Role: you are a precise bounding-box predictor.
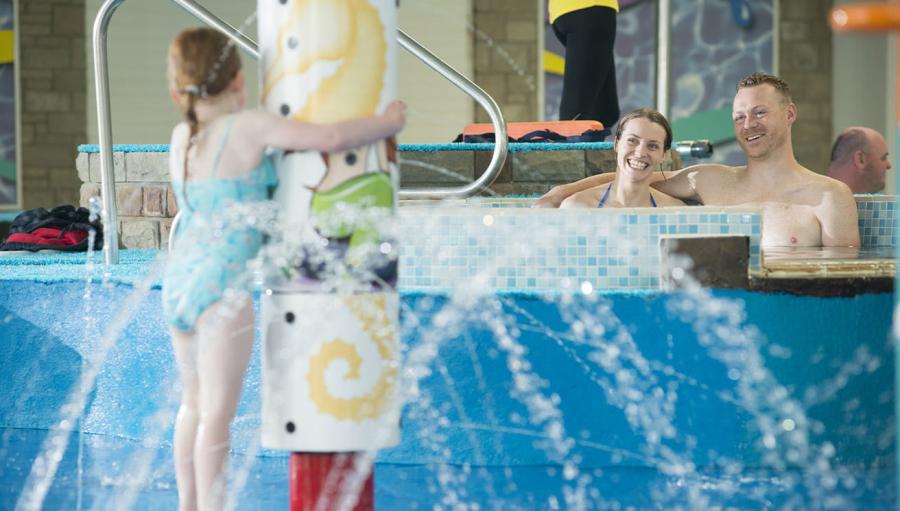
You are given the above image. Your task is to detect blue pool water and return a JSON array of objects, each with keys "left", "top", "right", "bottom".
[{"left": 0, "top": 253, "right": 895, "bottom": 509}]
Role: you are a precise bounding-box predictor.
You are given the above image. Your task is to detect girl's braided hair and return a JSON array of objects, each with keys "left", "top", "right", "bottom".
[{"left": 167, "top": 28, "right": 242, "bottom": 188}]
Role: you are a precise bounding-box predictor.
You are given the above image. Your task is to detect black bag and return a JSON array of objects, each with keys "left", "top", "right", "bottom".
[{"left": 0, "top": 205, "right": 103, "bottom": 252}]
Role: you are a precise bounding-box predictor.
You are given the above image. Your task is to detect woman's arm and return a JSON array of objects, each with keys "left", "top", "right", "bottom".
[
  {"left": 560, "top": 185, "right": 606, "bottom": 209},
  {"left": 534, "top": 173, "right": 614, "bottom": 208},
  {"left": 534, "top": 170, "right": 680, "bottom": 208}
]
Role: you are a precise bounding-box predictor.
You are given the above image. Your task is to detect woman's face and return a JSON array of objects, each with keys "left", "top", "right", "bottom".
[{"left": 614, "top": 117, "right": 667, "bottom": 182}]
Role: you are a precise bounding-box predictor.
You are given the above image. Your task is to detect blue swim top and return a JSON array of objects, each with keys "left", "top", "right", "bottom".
[
  {"left": 171, "top": 116, "right": 277, "bottom": 220},
  {"left": 597, "top": 183, "right": 656, "bottom": 208},
  {"left": 163, "top": 114, "right": 278, "bottom": 332}
]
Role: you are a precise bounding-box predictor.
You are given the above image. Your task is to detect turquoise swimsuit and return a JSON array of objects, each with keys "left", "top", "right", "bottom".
[
  {"left": 597, "top": 183, "right": 656, "bottom": 208},
  {"left": 162, "top": 116, "right": 277, "bottom": 332}
]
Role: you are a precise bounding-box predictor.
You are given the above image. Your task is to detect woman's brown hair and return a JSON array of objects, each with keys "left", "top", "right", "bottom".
[
  {"left": 614, "top": 108, "right": 673, "bottom": 151},
  {"left": 167, "top": 28, "right": 242, "bottom": 183}
]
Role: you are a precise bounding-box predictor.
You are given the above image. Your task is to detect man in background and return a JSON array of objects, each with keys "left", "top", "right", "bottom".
[{"left": 827, "top": 127, "right": 891, "bottom": 194}]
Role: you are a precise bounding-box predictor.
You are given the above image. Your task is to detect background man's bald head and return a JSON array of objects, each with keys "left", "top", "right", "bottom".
[{"left": 830, "top": 127, "right": 869, "bottom": 164}]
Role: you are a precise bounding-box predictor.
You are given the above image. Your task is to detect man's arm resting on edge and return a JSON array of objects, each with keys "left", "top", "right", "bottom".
[{"left": 649, "top": 163, "right": 731, "bottom": 203}]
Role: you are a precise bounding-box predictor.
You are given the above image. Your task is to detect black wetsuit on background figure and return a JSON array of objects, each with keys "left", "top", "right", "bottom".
[{"left": 552, "top": 5, "right": 620, "bottom": 128}]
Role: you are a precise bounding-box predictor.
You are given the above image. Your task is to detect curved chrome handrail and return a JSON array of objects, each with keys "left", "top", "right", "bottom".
[
  {"left": 94, "top": 0, "right": 508, "bottom": 262},
  {"left": 92, "top": 0, "right": 124, "bottom": 265},
  {"left": 396, "top": 31, "right": 507, "bottom": 199}
]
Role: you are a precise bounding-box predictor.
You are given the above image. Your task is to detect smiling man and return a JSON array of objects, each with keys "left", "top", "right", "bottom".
[{"left": 536, "top": 72, "right": 860, "bottom": 248}]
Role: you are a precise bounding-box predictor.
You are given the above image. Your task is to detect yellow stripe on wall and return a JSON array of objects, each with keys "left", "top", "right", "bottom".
[
  {"left": 0, "top": 31, "right": 13, "bottom": 64},
  {"left": 544, "top": 50, "right": 564, "bottom": 76}
]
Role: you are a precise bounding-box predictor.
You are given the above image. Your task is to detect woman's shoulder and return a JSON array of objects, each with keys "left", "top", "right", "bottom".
[
  {"left": 652, "top": 189, "right": 686, "bottom": 207},
  {"left": 561, "top": 184, "right": 607, "bottom": 209}
]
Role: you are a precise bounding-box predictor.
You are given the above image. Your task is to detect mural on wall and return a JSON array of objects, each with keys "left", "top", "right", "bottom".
[
  {"left": 545, "top": 0, "right": 774, "bottom": 165},
  {"left": 0, "top": 0, "right": 16, "bottom": 207}
]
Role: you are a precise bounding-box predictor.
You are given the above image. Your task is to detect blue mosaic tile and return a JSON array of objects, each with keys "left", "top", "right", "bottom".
[
  {"left": 397, "top": 203, "right": 763, "bottom": 292},
  {"left": 856, "top": 196, "right": 897, "bottom": 247}
]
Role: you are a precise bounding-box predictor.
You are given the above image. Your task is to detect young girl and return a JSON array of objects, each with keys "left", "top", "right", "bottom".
[
  {"left": 560, "top": 108, "right": 683, "bottom": 208},
  {"left": 162, "top": 27, "right": 405, "bottom": 511}
]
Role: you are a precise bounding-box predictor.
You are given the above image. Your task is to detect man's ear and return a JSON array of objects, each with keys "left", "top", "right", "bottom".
[
  {"left": 785, "top": 102, "right": 798, "bottom": 125},
  {"left": 853, "top": 149, "right": 867, "bottom": 170}
]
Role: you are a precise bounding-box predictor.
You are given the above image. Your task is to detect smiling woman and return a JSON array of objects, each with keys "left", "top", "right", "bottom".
[{"left": 560, "top": 108, "right": 684, "bottom": 209}]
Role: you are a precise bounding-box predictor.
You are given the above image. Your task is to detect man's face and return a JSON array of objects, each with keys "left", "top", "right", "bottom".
[
  {"left": 862, "top": 131, "right": 891, "bottom": 193},
  {"left": 732, "top": 84, "right": 793, "bottom": 161}
]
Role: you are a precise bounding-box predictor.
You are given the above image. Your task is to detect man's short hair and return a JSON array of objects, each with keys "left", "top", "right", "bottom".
[
  {"left": 736, "top": 72, "right": 792, "bottom": 104},
  {"left": 830, "top": 128, "right": 868, "bottom": 164}
]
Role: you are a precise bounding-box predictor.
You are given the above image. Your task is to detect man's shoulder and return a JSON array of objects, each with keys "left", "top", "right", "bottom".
[
  {"left": 795, "top": 167, "right": 855, "bottom": 210},
  {"left": 800, "top": 167, "right": 853, "bottom": 195}
]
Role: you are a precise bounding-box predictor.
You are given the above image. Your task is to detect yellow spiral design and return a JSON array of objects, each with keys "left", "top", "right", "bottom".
[
  {"left": 306, "top": 295, "right": 397, "bottom": 421},
  {"left": 263, "top": 0, "right": 386, "bottom": 122}
]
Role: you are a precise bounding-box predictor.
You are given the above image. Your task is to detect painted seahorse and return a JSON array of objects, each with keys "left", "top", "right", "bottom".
[
  {"left": 263, "top": 0, "right": 395, "bottom": 283},
  {"left": 306, "top": 295, "right": 397, "bottom": 421},
  {"left": 261, "top": 0, "right": 386, "bottom": 122}
]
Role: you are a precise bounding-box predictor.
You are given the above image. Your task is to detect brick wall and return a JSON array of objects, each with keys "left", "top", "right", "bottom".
[
  {"left": 778, "top": 0, "right": 833, "bottom": 175},
  {"left": 472, "top": 0, "right": 540, "bottom": 124},
  {"left": 18, "top": 0, "right": 86, "bottom": 209}
]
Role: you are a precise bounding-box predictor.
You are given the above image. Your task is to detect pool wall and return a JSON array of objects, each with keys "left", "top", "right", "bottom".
[{"left": 0, "top": 274, "right": 893, "bottom": 507}]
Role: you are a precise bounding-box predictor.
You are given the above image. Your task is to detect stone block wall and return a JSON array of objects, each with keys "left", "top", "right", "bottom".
[
  {"left": 18, "top": 0, "right": 86, "bottom": 209},
  {"left": 472, "top": 0, "right": 540, "bottom": 123},
  {"left": 77, "top": 150, "right": 175, "bottom": 249},
  {"left": 398, "top": 147, "right": 681, "bottom": 197},
  {"left": 778, "top": 0, "right": 833, "bottom": 175}
]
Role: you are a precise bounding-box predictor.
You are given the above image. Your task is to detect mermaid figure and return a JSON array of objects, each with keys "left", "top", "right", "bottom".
[{"left": 162, "top": 27, "right": 405, "bottom": 510}]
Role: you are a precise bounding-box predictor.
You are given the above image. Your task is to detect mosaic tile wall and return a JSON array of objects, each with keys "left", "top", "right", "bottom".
[
  {"left": 397, "top": 205, "right": 761, "bottom": 291},
  {"left": 856, "top": 196, "right": 897, "bottom": 248}
]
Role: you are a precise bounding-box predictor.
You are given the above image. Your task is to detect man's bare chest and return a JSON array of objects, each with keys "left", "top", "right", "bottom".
[{"left": 755, "top": 201, "right": 821, "bottom": 246}]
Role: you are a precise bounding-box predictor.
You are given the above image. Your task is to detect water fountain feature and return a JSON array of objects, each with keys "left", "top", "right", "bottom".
[
  {"left": 1, "top": 1, "right": 896, "bottom": 509},
  {"left": 1, "top": 195, "right": 894, "bottom": 509}
]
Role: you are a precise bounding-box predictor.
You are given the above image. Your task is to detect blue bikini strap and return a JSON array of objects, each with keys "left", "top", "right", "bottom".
[
  {"left": 598, "top": 183, "right": 658, "bottom": 207},
  {"left": 597, "top": 183, "right": 612, "bottom": 208},
  {"left": 210, "top": 114, "right": 238, "bottom": 179}
]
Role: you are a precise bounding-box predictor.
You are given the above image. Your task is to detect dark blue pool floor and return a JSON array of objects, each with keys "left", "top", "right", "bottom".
[{"left": 1, "top": 428, "right": 895, "bottom": 511}]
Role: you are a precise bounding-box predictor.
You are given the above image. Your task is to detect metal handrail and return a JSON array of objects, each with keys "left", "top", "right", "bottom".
[
  {"left": 396, "top": 32, "right": 507, "bottom": 200},
  {"left": 92, "top": 0, "right": 123, "bottom": 265},
  {"left": 93, "top": 0, "right": 508, "bottom": 262}
]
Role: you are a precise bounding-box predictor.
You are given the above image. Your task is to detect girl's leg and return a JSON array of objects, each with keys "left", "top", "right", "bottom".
[
  {"left": 171, "top": 328, "right": 200, "bottom": 511},
  {"left": 193, "top": 296, "right": 255, "bottom": 511}
]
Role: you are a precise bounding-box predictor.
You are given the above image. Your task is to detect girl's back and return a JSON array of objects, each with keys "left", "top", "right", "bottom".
[{"left": 169, "top": 112, "right": 276, "bottom": 216}]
